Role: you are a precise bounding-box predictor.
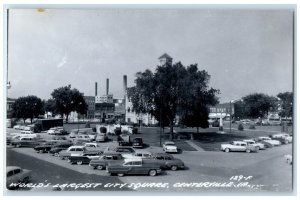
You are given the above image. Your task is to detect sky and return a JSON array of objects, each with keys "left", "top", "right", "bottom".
[{"left": 7, "top": 8, "right": 294, "bottom": 103}]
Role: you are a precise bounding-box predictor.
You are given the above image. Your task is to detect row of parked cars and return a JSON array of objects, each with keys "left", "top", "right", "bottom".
[{"left": 220, "top": 133, "right": 292, "bottom": 153}]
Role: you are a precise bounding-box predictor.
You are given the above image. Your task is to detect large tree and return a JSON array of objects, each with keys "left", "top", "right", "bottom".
[
  {"left": 277, "top": 92, "right": 293, "bottom": 118},
  {"left": 128, "top": 62, "right": 219, "bottom": 139},
  {"left": 179, "top": 64, "right": 219, "bottom": 132},
  {"left": 242, "top": 93, "right": 278, "bottom": 118},
  {"left": 51, "top": 85, "right": 87, "bottom": 123},
  {"left": 12, "top": 95, "right": 44, "bottom": 123}
]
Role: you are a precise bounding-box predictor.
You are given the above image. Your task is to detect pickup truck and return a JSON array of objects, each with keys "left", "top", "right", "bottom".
[{"left": 59, "top": 145, "right": 102, "bottom": 160}]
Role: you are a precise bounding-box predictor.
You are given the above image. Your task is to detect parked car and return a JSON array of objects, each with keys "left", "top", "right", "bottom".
[
  {"left": 256, "top": 136, "right": 281, "bottom": 147},
  {"left": 11, "top": 137, "right": 44, "bottom": 148},
  {"left": 106, "top": 158, "right": 162, "bottom": 177},
  {"left": 118, "top": 133, "right": 131, "bottom": 146},
  {"left": 163, "top": 141, "right": 178, "bottom": 153},
  {"left": 95, "top": 133, "right": 108, "bottom": 142},
  {"left": 220, "top": 141, "right": 257, "bottom": 153},
  {"left": 6, "top": 166, "right": 31, "bottom": 189},
  {"left": 49, "top": 142, "right": 73, "bottom": 157},
  {"left": 243, "top": 139, "right": 265, "bottom": 150},
  {"left": 33, "top": 141, "right": 59, "bottom": 153},
  {"left": 123, "top": 150, "right": 152, "bottom": 159},
  {"left": 59, "top": 145, "right": 102, "bottom": 160},
  {"left": 113, "top": 147, "right": 135, "bottom": 154},
  {"left": 271, "top": 133, "right": 292, "bottom": 144},
  {"left": 68, "top": 152, "right": 102, "bottom": 165},
  {"left": 90, "top": 152, "right": 124, "bottom": 170},
  {"left": 146, "top": 153, "right": 185, "bottom": 171},
  {"left": 47, "top": 127, "right": 57, "bottom": 135},
  {"left": 132, "top": 138, "right": 144, "bottom": 148},
  {"left": 20, "top": 130, "right": 38, "bottom": 138},
  {"left": 73, "top": 135, "right": 93, "bottom": 144},
  {"left": 13, "top": 125, "right": 21, "bottom": 130}
]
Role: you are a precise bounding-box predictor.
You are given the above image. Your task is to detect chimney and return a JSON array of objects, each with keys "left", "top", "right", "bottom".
[
  {"left": 123, "top": 75, "right": 127, "bottom": 95},
  {"left": 106, "top": 78, "right": 109, "bottom": 95},
  {"left": 95, "top": 82, "right": 98, "bottom": 96}
]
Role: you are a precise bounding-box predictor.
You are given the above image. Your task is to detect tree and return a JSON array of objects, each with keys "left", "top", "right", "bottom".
[
  {"left": 12, "top": 95, "right": 44, "bottom": 123},
  {"left": 51, "top": 86, "right": 88, "bottom": 123},
  {"left": 179, "top": 64, "right": 219, "bottom": 133},
  {"left": 242, "top": 93, "right": 278, "bottom": 118},
  {"left": 128, "top": 62, "right": 219, "bottom": 139},
  {"left": 277, "top": 92, "right": 293, "bottom": 118},
  {"left": 44, "top": 99, "right": 57, "bottom": 116}
]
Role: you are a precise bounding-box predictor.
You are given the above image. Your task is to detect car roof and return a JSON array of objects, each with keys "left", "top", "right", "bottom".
[
  {"left": 7, "top": 166, "right": 20, "bottom": 173},
  {"left": 134, "top": 150, "right": 151, "bottom": 154},
  {"left": 164, "top": 141, "right": 175, "bottom": 144},
  {"left": 69, "top": 145, "right": 85, "bottom": 148},
  {"left": 124, "top": 158, "right": 142, "bottom": 162}
]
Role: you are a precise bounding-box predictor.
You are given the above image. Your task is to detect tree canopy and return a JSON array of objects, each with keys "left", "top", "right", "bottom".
[
  {"left": 51, "top": 85, "right": 88, "bottom": 122},
  {"left": 12, "top": 95, "right": 44, "bottom": 123},
  {"left": 277, "top": 92, "right": 293, "bottom": 118},
  {"left": 242, "top": 93, "right": 278, "bottom": 118},
  {"left": 127, "top": 62, "right": 219, "bottom": 139}
]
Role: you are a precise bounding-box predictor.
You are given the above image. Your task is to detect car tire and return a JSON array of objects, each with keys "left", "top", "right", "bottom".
[
  {"left": 97, "top": 165, "right": 104, "bottom": 170},
  {"left": 246, "top": 149, "right": 251, "bottom": 153},
  {"left": 60, "top": 156, "right": 65, "bottom": 160},
  {"left": 149, "top": 169, "right": 157, "bottom": 176},
  {"left": 225, "top": 148, "right": 230, "bottom": 153},
  {"left": 39, "top": 150, "right": 44, "bottom": 154},
  {"left": 117, "top": 173, "right": 124, "bottom": 177},
  {"left": 16, "top": 144, "right": 21, "bottom": 148},
  {"left": 171, "top": 165, "right": 178, "bottom": 171},
  {"left": 77, "top": 161, "right": 83, "bottom": 165}
]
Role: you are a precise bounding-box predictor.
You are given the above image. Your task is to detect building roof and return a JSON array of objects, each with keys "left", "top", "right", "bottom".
[{"left": 158, "top": 53, "right": 172, "bottom": 59}]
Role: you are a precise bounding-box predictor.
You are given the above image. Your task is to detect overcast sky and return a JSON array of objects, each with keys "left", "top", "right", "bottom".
[{"left": 8, "top": 8, "right": 294, "bottom": 103}]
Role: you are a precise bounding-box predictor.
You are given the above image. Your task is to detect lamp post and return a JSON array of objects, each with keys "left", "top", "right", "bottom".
[{"left": 230, "top": 101, "right": 232, "bottom": 133}]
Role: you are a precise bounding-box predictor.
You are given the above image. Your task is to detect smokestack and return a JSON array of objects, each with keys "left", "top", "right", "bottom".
[
  {"left": 123, "top": 75, "right": 127, "bottom": 95},
  {"left": 106, "top": 78, "right": 109, "bottom": 95},
  {"left": 95, "top": 82, "right": 98, "bottom": 96}
]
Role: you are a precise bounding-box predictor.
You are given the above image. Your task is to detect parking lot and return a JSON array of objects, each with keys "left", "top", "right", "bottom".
[{"left": 6, "top": 124, "right": 293, "bottom": 193}]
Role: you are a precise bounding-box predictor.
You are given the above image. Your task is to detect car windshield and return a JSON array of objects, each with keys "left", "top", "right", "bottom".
[{"left": 166, "top": 143, "right": 175, "bottom": 146}]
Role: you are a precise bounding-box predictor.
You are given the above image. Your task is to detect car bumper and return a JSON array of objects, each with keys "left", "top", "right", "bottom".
[{"left": 165, "top": 149, "right": 178, "bottom": 153}]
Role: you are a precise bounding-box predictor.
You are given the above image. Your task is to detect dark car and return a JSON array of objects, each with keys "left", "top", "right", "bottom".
[
  {"left": 49, "top": 142, "right": 73, "bottom": 156},
  {"left": 132, "top": 138, "right": 143, "bottom": 148},
  {"left": 145, "top": 153, "right": 185, "bottom": 171},
  {"left": 89, "top": 152, "right": 124, "bottom": 170},
  {"left": 33, "top": 141, "right": 59, "bottom": 153},
  {"left": 106, "top": 158, "right": 161, "bottom": 177},
  {"left": 67, "top": 152, "right": 102, "bottom": 165},
  {"left": 11, "top": 137, "right": 45, "bottom": 148}
]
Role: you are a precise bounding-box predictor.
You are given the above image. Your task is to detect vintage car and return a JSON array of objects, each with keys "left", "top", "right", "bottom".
[
  {"left": 132, "top": 137, "right": 144, "bottom": 148},
  {"left": 73, "top": 135, "right": 93, "bottom": 144},
  {"left": 59, "top": 145, "right": 102, "bottom": 160},
  {"left": 145, "top": 153, "right": 185, "bottom": 171},
  {"left": 220, "top": 141, "right": 257, "bottom": 153},
  {"left": 67, "top": 152, "right": 102, "bottom": 165},
  {"left": 11, "top": 137, "right": 44, "bottom": 148},
  {"left": 106, "top": 158, "right": 162, "bottom": 177},
  {"left": 6, "top": 166, "right": 31, "bottom": 189},
  {"left": 122, "top": 150, "right": 152, "bottom": 159},
  {"left": 13, "top": 125, "right": 21, "bottom": 130},
  {"left": 33, "top": 141, "right": 59, "bottom": 153},
  {"left": 256, "top": 136, "right": 281, "bottom": 147},
  {"left": 49, "top": 142, "right": 73, "bottom": 156},
  {"left": 243, "top": 139, "right": 265, "bottom": 150},
  {"left": 89, "top": 152, "right": 124, "bottom": 170},
  {"left": 113, "top": 147, "right": 136, "bottom": 154},
  {"left": 271, "top": 133, "right": 292, "bottom": 144},
  {"left": 95, "top": 133, "right": 108, "bottom": 142},
  {"left": 285, "top": 154, "right": 292, "bottom": 165},
  {"left": 163, "top": 141, "right": 178, "bottom": 153}
]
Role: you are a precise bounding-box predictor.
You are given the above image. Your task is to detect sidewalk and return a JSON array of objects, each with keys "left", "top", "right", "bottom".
[{"left": 185, "top": 140, "right": 205, "bottom": 152}]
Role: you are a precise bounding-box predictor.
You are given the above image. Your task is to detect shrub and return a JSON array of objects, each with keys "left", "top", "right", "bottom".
[
  {"left": 114, "top": 127, "right": 121, "bottom": 136},
  {"left": 100, "top": 127, "right": 107, "bottom": 133},
  {"left": 238, "top": 124, "right": 244, "bottom": 131},
  {"left": 249, "top": 124, "right": 256, "bottom": 129},
  {"left": 132, "top": 127, "right": 138, "bottom": 134}
]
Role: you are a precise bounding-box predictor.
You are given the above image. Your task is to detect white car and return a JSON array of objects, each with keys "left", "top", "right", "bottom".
[
  {"left": 272, "top": 133, "right": 292, "bottom": 143},
  {"left": 257, "top": 136, "right": 281, "bottom": 147},
  {"left": 163, "top": 141, "right": 178, "bottom": 153},
  {"left": 13, "top": 125, "right": 21, "bottom": 130},
  {"left": 47, "top": 127, "right": 57, "bottom": 135},
  {"left": 221, "top": 141, "right": 257, "bottom": 153},
  {"left": 243, "top": 139, "right": 265, "bottom": 150},
  {"left": 122, "top": 150, "right": 152, "bottom": 159},
  {"left": 6, "top": 166, "right": 31, "bottom": 189}
]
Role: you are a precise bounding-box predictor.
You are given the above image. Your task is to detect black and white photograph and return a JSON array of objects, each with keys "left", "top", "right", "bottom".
[{"left": 4, "top": 5, "right": 295, "bottom": 195}]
